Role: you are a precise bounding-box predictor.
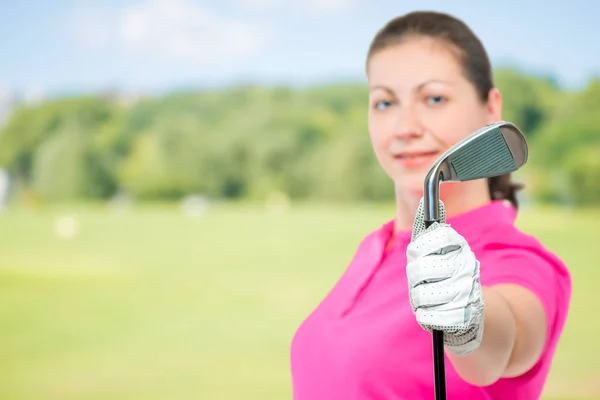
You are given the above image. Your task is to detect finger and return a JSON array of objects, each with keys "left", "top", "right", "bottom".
[
  {"left": 410, "top": 273, "right": 475, "bottom": 310},
  {"left": 406, "top": 253, "right": 456, "bottom": 287},
  {"left": 406, "top": 246, "right": 477, "bottom": 287},
  {"left": 410, "top": 281, "right": 457, "bottom": 309},
  {"left": 453, "top": 255, "right": 479, "bottom": 289},
  {"left": 407, "top": 225, "right": 469, "bottom": 260}
]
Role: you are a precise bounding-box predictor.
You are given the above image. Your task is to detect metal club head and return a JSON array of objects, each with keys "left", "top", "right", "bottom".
[{"left": 423, "top": 120, "right": 528, "bottom": 224}]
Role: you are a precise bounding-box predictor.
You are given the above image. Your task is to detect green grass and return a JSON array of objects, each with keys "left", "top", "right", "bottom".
[{"left": 0, "top": 202, "right": 598, "bottom": 399}]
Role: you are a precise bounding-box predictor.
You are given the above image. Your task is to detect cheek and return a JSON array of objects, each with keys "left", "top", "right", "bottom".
[
  {"left": 439, "top": 129, "right": 467, "bottom": 149},
  {"left": 367, "top": 115, "right": 393, "bottom": 171},
  {"left": 429, "top": 106, "right": 488, "bottom": 149},
  {"left": 368, "top": 113, "right": 393, "bottom": 151}
]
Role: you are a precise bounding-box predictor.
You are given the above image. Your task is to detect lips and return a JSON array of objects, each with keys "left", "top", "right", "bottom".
[
  {"left": 394, "top": 150, "right": 439, "bottom": 159},
  {"left": 393, "top": 150, "right": 440, "bottom": 168}
]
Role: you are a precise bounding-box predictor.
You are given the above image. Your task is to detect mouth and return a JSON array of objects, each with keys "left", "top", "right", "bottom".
[
  {"left": 393, "top": 150, "right": 441, "bottom": 167},
  {"left": 395, "top": 150, "right": 440, "bottom": 159}
]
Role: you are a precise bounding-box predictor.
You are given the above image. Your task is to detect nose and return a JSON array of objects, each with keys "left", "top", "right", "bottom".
[{"left": 393, "top": 103, "right": 423, "bottom": 140}]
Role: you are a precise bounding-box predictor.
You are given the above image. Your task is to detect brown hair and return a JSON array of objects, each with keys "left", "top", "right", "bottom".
[{"left": 366, "top": 11, "right": 524, "bottom": 209}]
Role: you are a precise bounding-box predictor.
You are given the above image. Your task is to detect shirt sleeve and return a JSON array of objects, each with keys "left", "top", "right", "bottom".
[{"left": 478, "top": 243, "right": 571, "bottom": 349}]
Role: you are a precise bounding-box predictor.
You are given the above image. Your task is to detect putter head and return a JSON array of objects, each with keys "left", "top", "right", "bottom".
[{"left": 423, "top": 121, "right": 528, "bottom": 223}]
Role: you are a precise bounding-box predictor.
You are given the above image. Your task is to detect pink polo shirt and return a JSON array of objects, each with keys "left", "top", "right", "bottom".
[{"left": 290, "top": 200, "right": 571, "bottom": 400}]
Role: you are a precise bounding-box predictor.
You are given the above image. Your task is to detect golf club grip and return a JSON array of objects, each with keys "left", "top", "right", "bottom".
[{"left": 425, "top": 219, "right": 447, "bottom": 400}]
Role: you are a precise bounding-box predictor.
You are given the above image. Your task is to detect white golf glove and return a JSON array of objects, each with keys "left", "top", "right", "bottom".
[{"left": 406, "top": 198, "right": 485, "bottom": 356}]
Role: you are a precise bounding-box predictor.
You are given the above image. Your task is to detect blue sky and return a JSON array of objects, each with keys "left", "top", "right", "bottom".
[{"left": 1, "top": 0, "right": 599, "bottom": 97}]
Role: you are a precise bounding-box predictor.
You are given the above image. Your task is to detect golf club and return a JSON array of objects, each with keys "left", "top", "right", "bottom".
[{"left": 421, "top": 120, "right": 529, "bottom": 400}]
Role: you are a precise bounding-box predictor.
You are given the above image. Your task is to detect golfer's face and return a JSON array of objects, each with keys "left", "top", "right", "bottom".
[{"left": 366, "top": 37, "right": 498, "bottom": 195}]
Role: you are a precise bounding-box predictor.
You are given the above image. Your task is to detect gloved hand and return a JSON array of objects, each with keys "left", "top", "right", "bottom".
[{"left": 406, "top": 198, "right": 485, "bottom": 356}]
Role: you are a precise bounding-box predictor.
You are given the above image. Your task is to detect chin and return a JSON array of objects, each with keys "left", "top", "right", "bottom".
[
  {"left": 393, "top": 171, "right": 427, "bottom": 188},
  {"left": 393, "top": 179, "right": 425, "bottom": 199},
  {"left": 393, "top": 172, "right": 463, "bottom": 203}
]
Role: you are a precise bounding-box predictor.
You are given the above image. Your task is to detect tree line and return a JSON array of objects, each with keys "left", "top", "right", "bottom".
[{"left": 0, "top": 67, "right": 598, "bottom": 206}]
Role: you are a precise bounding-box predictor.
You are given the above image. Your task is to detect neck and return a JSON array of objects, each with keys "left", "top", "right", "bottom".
[{"left": 393, "top": 179, "right": 492, "bottom": 234}]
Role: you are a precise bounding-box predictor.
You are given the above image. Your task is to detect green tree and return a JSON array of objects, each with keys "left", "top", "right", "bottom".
[
  {"left": 494, "top": 67, "right": 561, "bottom": 136},
  {"left": 531, "top": 78, "right": 600, "bottom": 205}
]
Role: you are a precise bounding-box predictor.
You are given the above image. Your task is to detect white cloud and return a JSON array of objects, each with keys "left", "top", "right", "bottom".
[
  {"left": 236, "top": 0, "right": 359, "bottom": 14},
  {"left": 236, "top": 0, "right": 278, "bottom": 9},
  {"left": 68, "top": 5, "right": 116, "bottom": 51},
  {"left": 0, "top": 85, "right": 12, "bottom": 105},
  {"left": 69, "top": 0, "right": 271, "bottom": 67},
  {"left": 22, "top": 85, "right": 46, "bottom": 105},
  {"left": 301, "top": 0, "right": 359, "bottom": 14},
  {"left": 118, "top": 0, "right": 270, "bottom": 66}
]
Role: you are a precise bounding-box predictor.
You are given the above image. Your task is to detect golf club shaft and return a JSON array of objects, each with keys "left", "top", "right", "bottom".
[
  {"left": 425, "top": 219, "right": 447, "bottom": 400},
  {"left": 432, "top": 330, "right": 446, "bottom": 400}
]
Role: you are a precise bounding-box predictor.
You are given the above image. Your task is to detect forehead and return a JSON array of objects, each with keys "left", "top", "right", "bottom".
[{"left": 367, "top": 38, "right": 465, "bottom": 88}]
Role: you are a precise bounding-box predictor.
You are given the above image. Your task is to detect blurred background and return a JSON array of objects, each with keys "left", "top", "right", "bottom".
[{"left": 0, "top": 0, "right": 598, "bottom": 399}]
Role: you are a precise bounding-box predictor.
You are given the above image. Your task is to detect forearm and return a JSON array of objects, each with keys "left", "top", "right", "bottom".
[{"left": 445, "top": 286, "right": 517, "bottom": 386}]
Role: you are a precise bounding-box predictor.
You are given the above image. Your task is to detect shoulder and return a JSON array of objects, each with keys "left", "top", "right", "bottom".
[
  {"left": 453, "top": 202, "right": 571, "bottom": 289},
  {"left": 477, "top": 219, "right": 571, "bottom": 286},
  {"left": 474, "top": 218, "right": 572, "bottom": 344}
]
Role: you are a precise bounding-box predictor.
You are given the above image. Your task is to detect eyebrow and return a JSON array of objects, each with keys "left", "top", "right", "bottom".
[{"left": 368, "top": 79, "right": 451, "bottom": 93}]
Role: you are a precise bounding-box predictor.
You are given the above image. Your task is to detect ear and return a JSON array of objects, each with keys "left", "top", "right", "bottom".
[{"left": 485, "top": 87, "right": 503, "bottom": 123}]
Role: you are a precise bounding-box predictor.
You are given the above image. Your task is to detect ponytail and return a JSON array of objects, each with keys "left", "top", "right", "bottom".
[{"left": 488, "top": 173, "right": 525, "bottom": 209}]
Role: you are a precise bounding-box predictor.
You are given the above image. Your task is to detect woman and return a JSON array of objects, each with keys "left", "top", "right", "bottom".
[{"left": 290, "top": 10, "right": 572, "bottom": 400}]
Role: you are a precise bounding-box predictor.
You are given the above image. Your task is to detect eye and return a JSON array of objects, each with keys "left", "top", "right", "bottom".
[
  {"left": 374, "top": 100, "right": 393, "bottom": 110},
  {"left": 426, "top": 96, "right": 447, "bottom": 105}
]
